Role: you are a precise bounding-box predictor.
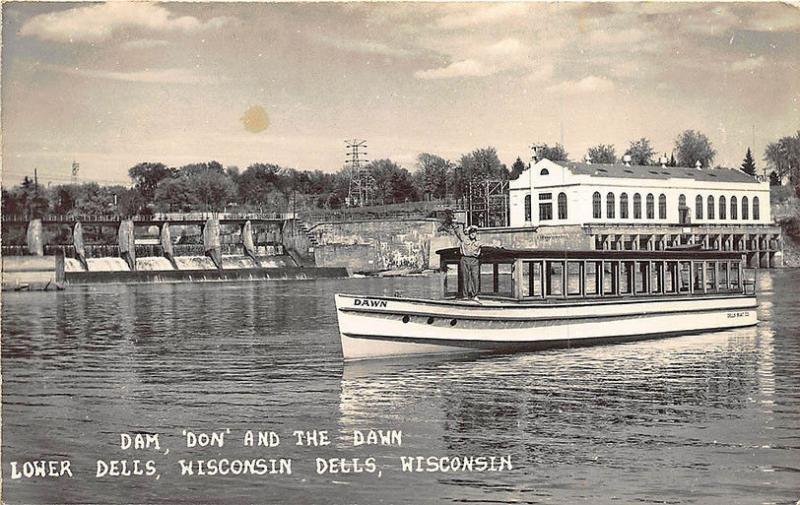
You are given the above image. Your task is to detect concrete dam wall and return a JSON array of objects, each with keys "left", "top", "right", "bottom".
[{"left": 309, "top": 219, "right": 593, "bottom": 272}]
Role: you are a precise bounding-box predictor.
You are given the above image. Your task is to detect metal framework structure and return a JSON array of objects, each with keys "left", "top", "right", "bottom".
[
  {"left": 71, "top": 161, "right": 80, "bottom": 185},
  {"left": 464, "top": 178, "right": 509, "bottom": 228},
  {"left": 344, "top": 139, "right": 372, "bottom": 207}
]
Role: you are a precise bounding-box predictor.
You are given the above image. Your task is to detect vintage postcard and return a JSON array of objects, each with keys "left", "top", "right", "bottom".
[{"left": 2, "top": 2, "right": 799, "bottom": 504}]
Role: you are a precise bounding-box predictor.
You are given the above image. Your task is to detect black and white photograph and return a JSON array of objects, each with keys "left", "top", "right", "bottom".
[{"left": 2, "top": 1, "right": 799, "bottom": 503}]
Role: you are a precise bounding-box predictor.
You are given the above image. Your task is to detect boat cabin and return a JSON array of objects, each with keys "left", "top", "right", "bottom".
[{"left": 437, "top": 247, "right": 755, "bottom": 301}]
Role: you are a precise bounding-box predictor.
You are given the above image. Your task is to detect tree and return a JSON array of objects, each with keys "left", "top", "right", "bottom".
[
  {"left": 414, "top": 153, "right": 452, "bottom": 199},
  {"left": 128, "top": 162, "right": 175, "bottom": 203},
  {"left": 624, "top": 138, "right": 656, "bottom": 166},
  {"left": 667, "top": 153, "right": 677, "bottom": 167},
  {"left": 740, "top": 148, "right": 757, "bottom": 176},
  {"left": 367, "top": 159, "right": 419, "bottom": 204},
  {"left": 509, "top": 157, "right": 527, "bottom": 179},
  {"left": 154, "top": 176, "right": 197, "bottom": 212},
  {"left": 189, "top": 169, "right": 237, "bottom": 211},
  {"left": 238, "top": 163, "right": 283, "bottom": 208},
  {"left": 674, "top": 130, "right": 716, "bottom": 168},
  {"left": 769, "top": 171, "right": 781, "bottom": 186},
  {"left": 586, "top": 144, "right": 617, "bottom": 164},
  {"left": 535, "top": 143, "right": 569, "bottom": 162},
  {"left": 764, "top": 131, "right": 800, "bottom": 186},
  {"left": 179, "top": 160, "right": 225, "bottom": 177}
]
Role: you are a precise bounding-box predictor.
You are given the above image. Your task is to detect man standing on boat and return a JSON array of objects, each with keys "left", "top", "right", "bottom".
[{"left": 449, "top": 224, "right": 482, "bottom": 298}]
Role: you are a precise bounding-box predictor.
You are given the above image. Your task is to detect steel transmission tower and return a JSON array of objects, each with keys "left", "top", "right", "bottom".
[
  {"left": 345, "top": 139, "right": 371, "bottom": 206},
  {"left": 71, "top": 160, "right": 80, "bottom": 184}
]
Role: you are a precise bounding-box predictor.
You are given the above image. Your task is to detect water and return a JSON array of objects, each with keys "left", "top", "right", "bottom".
[{"left": 2, "top": 271, "right": 799, "bottom": 504}]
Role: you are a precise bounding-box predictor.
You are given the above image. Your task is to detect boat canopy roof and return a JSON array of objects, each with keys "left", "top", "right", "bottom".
[{"left": 436, "top": 246, "right": 745, "bottom": 262}]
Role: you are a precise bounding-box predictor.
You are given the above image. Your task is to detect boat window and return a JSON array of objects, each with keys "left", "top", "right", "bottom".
[
  {"left": 693, "top": 262, "right": 705, "bottom": 291},
  {"left": 679, "top": 262, "right": 691, "bottom": 293},
  {"left": 665, "top": 262, "right": 678, "bottom": 293},
  {"left": 635, "top": 261, "right": 649, "bottom": 294},
  {"left": 479, "top": 263, "right": 514, "bottom": 296},
  {"left": 567, "top": 261, "right": 582, "bottom": 296},
  {"left": 730, "top": 262, "right": 741, "bottom": 290},
  {"left": 585, "top": 261, "right": 601, "bottom": 296},
  {"left": 522, "top": 261, "right": 543, "bottom": 297},
  {"left": 650, "top": 261, "right": 663, "bottom": 293},
  {"left": 443, "top": 263, "right": 459, "bottom": 297},
  {"left": 497, "top": 263, "right": 514, "bottom": 296},
  {"left": 546, "top": 261, "right": 565, "bottom": 297},
  {"left": 706, "top": 262, "right": 717, "bottom": 292},
  {"left": 479, "top": 263, "right": 493, "bottom": 294},
  {"left": 603, "top": 261, "right": 618, "bottom": 295},
  {"left": 620, "top": 261, "right": 634, "bottom": 295},
  {"left": 718, "top": 263, "right": 729, "bottom": 291}
]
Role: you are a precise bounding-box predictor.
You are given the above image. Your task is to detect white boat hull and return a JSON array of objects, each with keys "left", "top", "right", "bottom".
[{"left": 334, "top": 293, "right": 758, "bottom": 360}]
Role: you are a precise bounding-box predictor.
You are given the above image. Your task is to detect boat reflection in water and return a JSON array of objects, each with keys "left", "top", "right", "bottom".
[
  {"left": 336, "top": 247, "right": 759, "bottom": 360},
  {"left": 336, "top": 325, "right": 778, "bottom": 501}
]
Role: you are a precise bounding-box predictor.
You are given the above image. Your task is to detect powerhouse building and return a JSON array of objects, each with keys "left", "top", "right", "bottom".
[{"left": 508, "top": 158, "right": 782, "bottom": 267}]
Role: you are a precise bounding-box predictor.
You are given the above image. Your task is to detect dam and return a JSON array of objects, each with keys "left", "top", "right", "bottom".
[{"left": 1, "top": 212, "right": 348, "bottom": 290}]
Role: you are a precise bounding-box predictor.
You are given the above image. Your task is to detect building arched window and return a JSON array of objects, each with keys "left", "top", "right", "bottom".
[
  {"left": 592, "top": 192, "right": 601, "bottom": 219},
  {"left": 707, "top": 195, "right": 715, "bottom": 219},
  {"left": 557, "top": 192, "right": 567, "bottom": 219},
  {"left": 731, "top": 196, "right": 738, "bottom": 220},
  {"left": 606, "top": 193, "right": 615, "bottom": 219},
  {"left": 540, "top": 168, "right": 549, "bottom": 176},
  {"left": 695, "top": 195, "right": 703, "bottom": 220},
  {"left": 742, "top": 196, "right": 749, "bottom": 220},
  {"left": 524, "top": 194, "right": 532, "bottom": 222},
  {"left": 753, "top": 196, "right": 760, "bottom": 220},
  {"left": 633, "top": 193, "right": 642, "bottom": 219},
  {"left": 679, "top": 194, "right": 686, "bottom": 208},
  {"left": 646, "top": 194, "right": 654, "bottom": 219},
  {"left": 659, "top": 194, "right": 666, "bottom": 219},
  {"left": 719, "top": 196, "right": 726, "bottom": 219},
  {"left": 619, "top": 193, "right": 628, "bottom": 219}
]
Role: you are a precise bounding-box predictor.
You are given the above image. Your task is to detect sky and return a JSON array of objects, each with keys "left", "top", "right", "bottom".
[{"left": 2, "top": 1, "right": 799, "bottom": 187}]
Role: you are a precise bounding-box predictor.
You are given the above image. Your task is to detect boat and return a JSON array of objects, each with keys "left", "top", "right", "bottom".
[{"left": 334, "top": 247, "right": 758, "bottom": 360}]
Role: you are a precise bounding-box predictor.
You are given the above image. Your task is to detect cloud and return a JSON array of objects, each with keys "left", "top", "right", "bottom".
[
  {"left": 589, "top": 28, "right": 648, "bottom": 47},
  {"left": 311, "top": 33, "right": 413, "bottom": 58},
  {"left": 545, "top": 75, "right": 616, "bottom": 95},
  {"left": 730, "top": 56, "right": 766, "bottom": 72},
  {"left": 414, "top": 59, "right": 491, "bottom": 80},
  {"left": 43, "top": 64, "right": 220, "bottom": 84},
  {"left": 526, "top": 62, "right": 555, "bottom": 82},
  {"left": 743, "top": 5, "right": 800, "bottom": 31},
  {"left": 435, "top": 3, "right": 529, "bottom": 30},
  {"left": 20, "top": 3, "right": 233, "bottom": 43},
  {"left": 120, "top": 38, "right": 169, "bottom": 50}
]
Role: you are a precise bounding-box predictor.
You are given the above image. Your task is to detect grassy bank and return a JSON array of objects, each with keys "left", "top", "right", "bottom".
[{"left": 771, "top": 186, "right": 800, "bottom": 267}]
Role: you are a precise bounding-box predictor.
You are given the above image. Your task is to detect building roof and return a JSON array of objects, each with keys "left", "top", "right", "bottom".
[{"left": 552, "top": 160, "right": 760, "bottom": 184}]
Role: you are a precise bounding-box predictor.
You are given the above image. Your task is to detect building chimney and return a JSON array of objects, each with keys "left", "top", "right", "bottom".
[{"left": 623, "top": 154, "right": 632, "bottom": 167}]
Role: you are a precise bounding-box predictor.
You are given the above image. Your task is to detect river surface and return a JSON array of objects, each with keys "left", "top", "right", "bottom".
[{"left": 2, "top": 271, "right": 799, "bottom": 504}]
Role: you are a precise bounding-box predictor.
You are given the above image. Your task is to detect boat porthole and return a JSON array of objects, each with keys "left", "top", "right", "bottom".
[
  {"left": 450, "top": 319, "right": 457, "bottom": 326},
  {"left": 427, "top": 317, "right": 435, "bottom": 325},
  {"left": 402, "top": 315, "right": 410, "bottom": 324}
]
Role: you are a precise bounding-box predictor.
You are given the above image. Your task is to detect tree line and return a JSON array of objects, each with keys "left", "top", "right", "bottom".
[{"left": 3, "top": 129, "right": 798, "bottom": 219}]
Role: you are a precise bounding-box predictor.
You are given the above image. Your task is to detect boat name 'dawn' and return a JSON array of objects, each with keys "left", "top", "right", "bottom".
[{"left": 353, "top": 299, "right": 388, "bottom": 308}]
